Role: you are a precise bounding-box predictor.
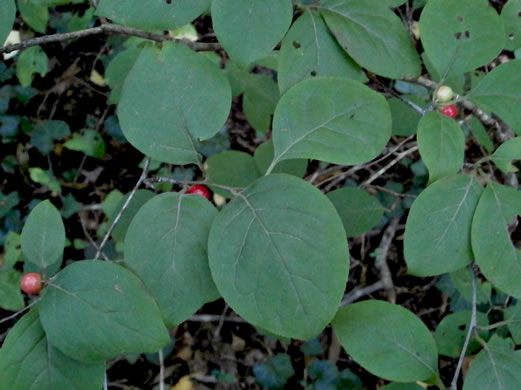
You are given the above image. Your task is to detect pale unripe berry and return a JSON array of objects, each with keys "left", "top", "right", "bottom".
[{"left": 436, "top": 86, "right": 454, "bottom": 103}]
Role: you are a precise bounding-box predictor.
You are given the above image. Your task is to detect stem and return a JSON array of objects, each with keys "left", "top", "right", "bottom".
[
  {"left": 450, "top": 266, "right": 477, "bottom": 390},
  {"left": 94, "top": 158, "right": 151, "bottom": 260},
  {"left": 361, "top": 145, "right": 419, "bottom": 186},
  {"left": 0, "top": 299, "right": 40, "bottom": 325},
  {"left": 0, "top": 23, "right": 220, "bottom": 54},
  {"left": 159, "top": 349, "right": 165, "bottom": 390}
]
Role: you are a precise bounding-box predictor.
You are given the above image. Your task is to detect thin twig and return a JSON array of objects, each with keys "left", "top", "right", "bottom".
[
  {"left": 188, "top": 314, "right": 245, "bottom": 323},
  {"left": 104, "top": 373, "right": 108, "bottom": 390},
  {"left": 0, "top": 24, "right": 220, "bottom": 54},
  {"left": 340, "top": 281, "right": 385, "bottom": 307},
  {"left": 158, "top": 349, "right": 165, "bottom": 390},
  {"left": 375, "top": 217, "right": 400, "bottom": 303},
  {"left": 362, "top": 145, "right": 419, "bottom": 186},
  {"left": 0, "top": 299, "right": 40, "bottom": 325},
  {"left": 94, "top": 158, "right": 151, "bottom": 260},
  {"left": 79, "top": 213, "right": 110, "bottom": 261},
  {"left": 451, "top": 266, "right": 477, "bottom": 390}
]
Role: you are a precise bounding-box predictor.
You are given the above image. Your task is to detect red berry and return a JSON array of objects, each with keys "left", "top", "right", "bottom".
[
  {"left": 20, "top": 272, "right": 43, "bottom": 294},
  {"left": 440, "top": 104, "right": 458, "bottom": 119},
  {"left": 186, "top": 184, "right": 211, "bottom": 200}
]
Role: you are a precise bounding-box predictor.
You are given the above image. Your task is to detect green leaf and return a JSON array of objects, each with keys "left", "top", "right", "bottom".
[
  {"left": 502, "top": 0, "right": 521, "bottom": 51},
  {"left": 0, "top": 0, "right": 16, "bottom": 45},
  {"left": 17, "top": 0, "right": 49, "bottom": 34},
  {"left": 332, "top": 301, "right": 438, "bottom": 382},
  {"left": 505, "top": 301, "right": 521, "bottom": 344},
  {"left": 271, "top": 77, "right": 391, "bottom": 168},
  {"left": 317, "top": 0, "right": 421, "bottom": 79},
  {"left": 118, "top": 42, "right": 231, "bottom": 165},
  {"left": 243, "top": 74, "right": 279, "bottom": 134},
  {"left": 404, "top": 175, "right": 483, "bottom": 276},
  {"left": 63, "top": 129, "right": 106, "bottom": 159},
  {"left": 211, "top": 0, "right": 293, "bottom": 67},
  {"left": 420, "top": 0, "right": 505, "bottom": 77},
  {"left": 16, "top": 46, "right": 49, "bottom": 87},
  {"left": 110, "top": 189, "right": 155, "bottom": 242},
  {"left": 96, "top": 0, "right": 210, "bottom": 31},
  {"left": 0, "top": 270, "right": 24, "bottom": 311},
  {"left": 0, "top": 191, "right": 19, "bottom": 218},
  {"left": 105, "top": 47, "right": 142, "bottom": 105},
  {"left": 388, "top": 96, "right": 424, "bottom": 137},
  {"left": 472, "top": 182, "right": 521, "bottom": 299},
  {"left": 467, "top": 116, "right": 494, "bottom": 153},
  {"left": 278, "top": 10, "right": 363, "bottom": 94},
  {"left": 434, "top": 310, "right": 488, "bottom": 358},
  {"left": 463, "top": 336, "right": 521, "bottom": 390},
  {"left": 0, "top": 309, "right": 105, "bottom": 390},
  {"left": 254, "top": 139, "right": 307, "bottom": 177},
  {"left": 253, "top": 354, "right": 295, "bottom": 389},
  {"left": 417, "top": 111, "right": 465, "bottom": 184},
  {"left": 206, "top": 151, "right": 261, "bottom": 198},
  {"left": 468, "top": 60, "right": 521, "bottom": 135},
  {"left": 326, "top": 187, "right": 384, "bottom": 237},
  {"left": 386, "top": 0, "right": 407, "bottom": 6},
  {"left": 28, "top": 167, "right": 61, "bottom": 193},
  {"left": 124, "top": 193, "right": 219, "bottom": 327},
  {"left": 491, "top": 137, "right": 521, "bottom": 173},
  {"left": 30, "top": 120, "right": 71, "bottom": 155},
  {"left": 39, "top": 260, "right": 170, "bottom": 362},
  {"left": 21, "top": 200, "right": 65, "bottom": 270},
  {"left": 450, "top": 268, "right": 492, "bottom": 306},
  {"left": 380, "top": 384, "right": 424, "bottom": 390},
  {"left": 208, "top": 174, "right": 349, "bottom": 340}
]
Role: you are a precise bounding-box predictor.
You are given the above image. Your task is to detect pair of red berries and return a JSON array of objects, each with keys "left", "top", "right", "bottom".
[
  {"left": 436, "top": 85, "right": 458, "bottom": 119},
  {"left": 186, "top": 184, "right": 211, "bottom": 200}
]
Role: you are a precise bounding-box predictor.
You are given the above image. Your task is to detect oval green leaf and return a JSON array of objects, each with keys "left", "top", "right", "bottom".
[
  {"left": 0, "top": 0, "right": 16, "bottom": 45},
  {"left": 243, "top": 74, "right": 280, "bottom": 134},
  {"left": 110, "top": 189, "right": 155, "bottom": 242},
  {"left": 125, "top": 193, "right": 219, "bottom": 327},
  {"left": 472, "top": 182, "right": 521, "bottom": 299},
  {"left": 463, "top": 336, "right": 521, "bottom": 390},
  {"left": 0, "top": 309, "right": 105, "bottom": 390},
  {"left": 105, "top": 47, "right": 142, "bottom": 105},
  {"left": 417, "top": 111, "right": 465, "bottom": 184},
  {"left": 208, "top": 174, "right": 349, "bottom": 340},
  {"left": 271, "top": 77, "right": 391, "bottom": 169},
  {"left": 332, "top": 300, "right": 438, "bottom": 382},
  {"left": 317, "top": 0, "right": 421, "bottom": 79},
  {"left": 491, "top": 137, "right": 521, "bottom": 173},
  {"left": 206, "top": 151, "right": 261, "bottom": 198},
  {"left": 96, "top": 0, "right": 210, "bottom": 31},
  {"left": 21, "top": 200, "right": 65, "bottom": 270},
  {"left": 420, "top": 0, "right": 505, "bottom": 77},
  {"left": 502, "top": 0, "right": 521, "bottom": 51},
  {"left": 118, "top": 42, "right": 231, "bottom": 165},
  {"left": 404, "top": 175, "right": 483, "bottom": 276},
  {"left": 211, "top": 0, "right": 293, "bottom": 67},
  {"left": 468, "top": 60, "right": 521, "bottom": 135},
  {"left": 40, "top": 260, "right": 170, "bottom": 362},
  {"left": 326, "top": 187, "right": 384, "bottom": 237},
  {"left": 278, "top": 10, "right": 363, "bottom": 94}
]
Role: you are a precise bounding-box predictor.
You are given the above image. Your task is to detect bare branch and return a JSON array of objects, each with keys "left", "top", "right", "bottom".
[
  {"left": 0, "top": 24, "right": 220, "bottom": 54},
  {"left": 451, "top": 266, "right": 477, "bottom": 390},
  {"left": 94, "top": 158, "right": 151, "bottom": 260},
  {"left": 0, "top": 299, "right": 40, "bottom": 325}
]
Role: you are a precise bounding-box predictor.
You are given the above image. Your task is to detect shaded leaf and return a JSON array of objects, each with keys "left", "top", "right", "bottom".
[
  {"left": 271, "top": 77, "right": 391, "bottom": 168},
  {"left": 0, "top": 270, "right": 24, "bottom": 311},
  {"left": 96, "top": 0, "right": 210, "bottom": 31},
  {"left": 243, "top": 74, "right": 279, "bottom": 134},
  {"left": 125, "top": 193, "right": 219, "bottom": 327},
  {"left": 417, "top": 111, "right": 465, "bottom": 184},
  {"left": 21, "top": 200, "right": 65, "bottom": 269},
  {"left": 16, "top": 46, "right": 49, "bottom": 87},
  {"left": 253, "top": 354, "right": 294, "bottom": 389},
  {"left": 211, "top": 0, "right": 293, "bottom": 67},
  {"left": 468, "top": 60, "right": 521, "bottom": 135},
  {"left": 118, "top": 42, "right": 231, "bottom": 165},
  {"left": 472, "top": 182, "right": 521, "bottom": 299},
  {"left": 317, "top": 0, "right": 421, "bottom": 79},
  {"left": 30, "top": 120, "right": 71, "bottom": 155},
  {"left": 40, "top": 260, "right": 170, "bottom": 362},
  {"left": 0, "top": 0, "right": 16, "bottom": 45},
  {"left": 254, "top": 139, "right": 307, "bottom": 177},
  {"left": 333, "top": 300, "right": 438, "bottom": 382},
  {"left": 208, "top": 174, "right": 349, "bottom": 339},
  {"left": 404, "top": 175, "right": 483, "bottom": 276},
  {"left": 491, "top": 137, "right": 521, "bottom": 173},
  {"left": 0, "top": 309, "right": 105, "bottom": 390}
]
